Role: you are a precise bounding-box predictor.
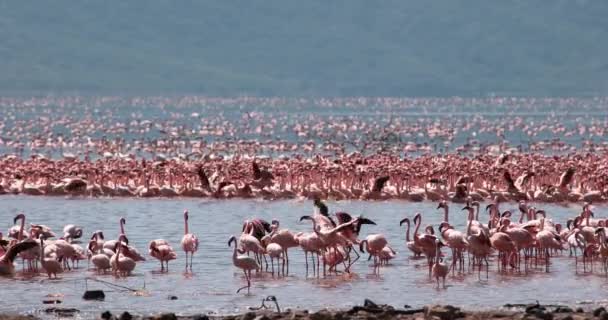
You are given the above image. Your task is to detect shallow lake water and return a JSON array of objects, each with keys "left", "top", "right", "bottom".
[{"left": 1, "top": 196, "right": 607, "bottom": 317}]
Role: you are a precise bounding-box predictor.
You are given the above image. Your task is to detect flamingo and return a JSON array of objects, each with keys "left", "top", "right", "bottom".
[
  {"left": 490, "top": 221, "right": 517, "bottom": 272},
  {"left": 438, "top": 222, "right": 468, "bottom": 274},
  {"left": 359, "top": 233, "right": 388, "bottom": 274},
  {"left": 412, "top": 213, "right": 440, "bottom": 277},
  {"left": 180, "top": 210, "right": 199, "bottom": 271},
  {"left": 261, "top": 219, "right": 298, "bottom": 275},
  {"left": 239, "top": 222, "right": 266, "bottom": 271},
  {"left": 0, "top": 241, "right": 38, "bottom": 276},
  {"left": 88, "top": 240, "right": 111, "bottom": 274},
  {"left": 462, "top": 207, "right": 492, "bottom": 279},
  {"left": 399, "top": 218, "right": 423, "bottom": 257},
  {"left": 13, "top": 214, "right": 39, "bottom": 272},
  {"left": 62, "top": 224, "right": 83, "bottom": 243},
  {"left": 294, "top": 231, "right": 323, "bottom": 277},
  {"left": 536, "top": 217, "right": 563, "bottom": 272},
  {"left": 149, "top": 240, "right": 177, "bottom": 272},
  {"left": 39, "top": 237, "right": 62, "bottom": 279},
  {"left": 265, "top": 242, "right": 284, "bottom": 276},
  {"left": 228, "top": 235, "right": 259, "bottom": 294},
  {"left": 431, "top": 239, "right": 448, "bottom": 289},
  {"left": 112, "top": 239, "right": 136, "bottom": 277}
]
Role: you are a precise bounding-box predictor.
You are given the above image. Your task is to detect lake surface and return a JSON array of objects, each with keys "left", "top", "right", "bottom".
[{"left": 1, "top": 196, "right": 606, "bottom": 318}]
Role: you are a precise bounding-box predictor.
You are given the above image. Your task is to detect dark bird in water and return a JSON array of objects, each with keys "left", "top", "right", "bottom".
[
  {"left": 503, "top": 170, "right": 519, "bottom": 193},
  {"left": 515, "top": 171, "right": 535, "bottom": 191},
  {"left": 196, "top": 165, "right": 211, "bottom": 191},
  {"left": 242, "top": 218, "right": 272, "bottom": 242},
  {"left": 64, "top": 178, "right": 87, "bottom": 192},
  {"left": 372, "top": 176, "right": 390, "bottom": 192},
  {"left": 559, "top": 167, "right": 575, "bottom": 189},
  {"left": 456, "top": 175, "right": 473, "bottom": 185},
  {"left": 252, "top": 161, "right": 274, "bottom": 181},
  {"left": 494, "top": 153, "right": 509, "bottom": 167}
]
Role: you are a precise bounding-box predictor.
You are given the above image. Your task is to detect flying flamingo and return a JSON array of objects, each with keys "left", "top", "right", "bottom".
[
  {"left": 181, "top": 210, "right": 199, "bottom": 271},
  {"left": 228, "top": 235, "right": 259, "bottom": 294}
]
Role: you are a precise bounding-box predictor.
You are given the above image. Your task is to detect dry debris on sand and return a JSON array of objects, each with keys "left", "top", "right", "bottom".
[{"left": 5, "top": 302, "right": 607, "bottom": 320}]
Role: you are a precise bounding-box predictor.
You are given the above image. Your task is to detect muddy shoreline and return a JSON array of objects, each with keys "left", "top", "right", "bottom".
[{"left": 7, "top": 301, "right": 608, "bottom": 320}]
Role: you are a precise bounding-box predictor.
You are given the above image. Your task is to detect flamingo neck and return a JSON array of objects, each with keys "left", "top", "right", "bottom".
[
  {"left": 184, "top": 217, "right": 189, "bottom": 235},
  {"left": 443, "top": 207, "right": 449, "bottom": 223},
  {"left": 18, "top": 217, "right": 25, "bottom": 241},
  {"left": 435, "top": 243, "right": 441, "bottom": 261},
  {"left": 466, "top": 210, "right": 474, "bottom": 236},
  {"left": 120, "top": 221, "right": 125, "bottom": 235},
  {"left": 474, "top": 206, "right": 479, "bottom": 221},
  {"left": 232, "top": 241, "right": 238, "bottom": 260},
  {"left": 413, "top": 217, "right": 421, "bottom": 239},
  {"left": 405, "top": 221, "right": 411, "bottom": 242}
]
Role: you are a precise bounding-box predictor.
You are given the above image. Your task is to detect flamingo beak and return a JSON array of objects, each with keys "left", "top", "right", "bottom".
[
  {"left": 462, "top": 206, "right": 471, "bottom": 211},
  {"left": 299, "top": 215, "right": 312, "bottom": 222},
  {"left": 359, "top": 218, "right": 376, "bottom": 225},
  {"left": 399, "top": 218, "right": 408, "bottom": 226}
]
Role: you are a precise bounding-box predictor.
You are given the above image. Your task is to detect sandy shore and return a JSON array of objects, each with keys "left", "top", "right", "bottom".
[{"left": 5, "top": 301, "right": 606, "bottom": 320}]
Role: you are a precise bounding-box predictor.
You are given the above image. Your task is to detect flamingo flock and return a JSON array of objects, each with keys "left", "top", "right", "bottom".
[
  {"left": 3, "top": 198, "right": 608, "bottom": 294},
  {"left": 1, "top": 210, "right": 197, "bottom": 279}
]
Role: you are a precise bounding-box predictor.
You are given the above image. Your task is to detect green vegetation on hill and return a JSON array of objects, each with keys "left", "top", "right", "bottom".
[{"left": 1, "top": 1, "right": 607, "bottom": 96}]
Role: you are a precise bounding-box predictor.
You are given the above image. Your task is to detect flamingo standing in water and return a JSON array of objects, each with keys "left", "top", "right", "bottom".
[
  {"left": 261, "top": 219, "right": 298, "bottom": 275},
  {"left": 228, "top": 235, "right": 259, "bottom": 294},
  {"left": 399, "top": 218, "right": 422, "bottom": 257},
  {"left": 431, "top": 239, "right": 448, "bottom": 289},
  {"left": 181, "top": 210, "right": 199, "bottom": 271},
  {"left": 39, "top": 237, "right": 62, "bottom": 279},
  {"left": 0, "top": 241, "right": 38, "bottom": 276},
  {"left": 412, "top": 213, "right": 440, "bottom": 277},
  {"left": 149, "top": 239, "right": 177, "bottom": 272}
]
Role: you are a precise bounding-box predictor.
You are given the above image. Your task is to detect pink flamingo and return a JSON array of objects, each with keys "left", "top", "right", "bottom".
[
  {"left": 39, "top": 237, "right": 62, "bottom": 279},
  {"left": 431, "top": 239, "right": 448, "bottom": 289},
  {"left": 180, "top": 210, "right": 199, "bottom": 271},
  {"left": 0, "top": 241, "right": 38, "bottom": 276},
  {"left": 412, "top": 213, "right": 440, "bottom": 277},
  {"left": 228, "top": 235, "right": 259, "bottom": 294},
  {"left": 399, "top": 218, "right": 422, "bottom": 257},
  {"left": 149, "top": 239, "right": 177, "bottom": 272},
  {"left": 359, "top": 233, "right": 388, "bottom": 274}
]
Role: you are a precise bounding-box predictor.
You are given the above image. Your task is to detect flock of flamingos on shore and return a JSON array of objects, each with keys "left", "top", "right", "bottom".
[{"left": 2, "top": 197, "right": 608, "bottom": 292}]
